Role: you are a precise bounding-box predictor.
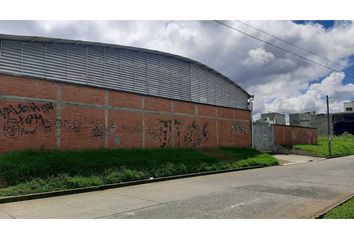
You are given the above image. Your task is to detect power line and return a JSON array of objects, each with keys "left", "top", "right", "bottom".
[
  {"left": 214, "top": 20, "right": 354, "bottom": 79},
  {"left": 235, "top": 20, "right": 352, "bottom": 73}
]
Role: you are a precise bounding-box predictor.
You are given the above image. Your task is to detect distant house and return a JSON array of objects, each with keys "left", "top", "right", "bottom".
[
  {"left": 344, "top": 101, "right": 354, "bottom": 112},
  {"left": 258, "top": 112, "right": 286, "bottom": 125}
]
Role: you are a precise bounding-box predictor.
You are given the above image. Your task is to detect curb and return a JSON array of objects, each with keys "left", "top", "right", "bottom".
[
  {"left": 312, "top": 193, "right": 354, "bottom": 219},
  {"left": 0, "top": 165, "right": 269, "bottom": 204},
  {"left": 326, "top": 154, "right": 354, "bottom": 159}
]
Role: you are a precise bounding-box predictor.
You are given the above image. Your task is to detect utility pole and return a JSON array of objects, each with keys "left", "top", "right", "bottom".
[
  {"left": 326, "top": 95, "right": 332, "bottom": 156},
  {"left": 248, "top": 95, "right": 254, "bottom": 148}
]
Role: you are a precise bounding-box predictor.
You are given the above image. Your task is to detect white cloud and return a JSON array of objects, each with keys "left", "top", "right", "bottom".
[
  {"left": 264, "top": 72, "right": 354, "bottom": 114},
  {"left": 242, "top": 47, "right": 275, "bottom": 66},
  {"left": 0, "top": 20, "right": 353, "bottom": 118}
]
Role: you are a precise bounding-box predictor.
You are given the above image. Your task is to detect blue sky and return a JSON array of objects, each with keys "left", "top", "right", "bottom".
[
  {"left": 295, "top": 19, "right": 354, "bottom": 86},
  {"left": 307, "top": 54, "right": 354, "bottom": 101},
  {"left": 343, "top": 55, "right": 354, "bottom": 86},
  {"left": 294, "top": 20, "right": 354, "bottom": 87},
  {"left": 293, "top": 20, "right": 336, "bottom": 29},
  {"left": 295, "top": 20, "right": 354, "bottom": 94},
  {"left": 295, "top": 20, "right": 354, "bottom": 92}
]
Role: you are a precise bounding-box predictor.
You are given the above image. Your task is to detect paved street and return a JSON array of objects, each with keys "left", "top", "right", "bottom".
[{"left": 0, "top": 155, "right": 353, "bottom": 219}]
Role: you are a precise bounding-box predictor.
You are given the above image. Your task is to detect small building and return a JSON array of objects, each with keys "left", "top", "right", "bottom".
[
  {"left": 344, "top": 101, "right": 354, "bottom": 112},
  {"left": 289, "top": 111, "right": 316, "bottom": 128},
  {"left": 258, "top": 112, "right": 286, "bottom": 125}
]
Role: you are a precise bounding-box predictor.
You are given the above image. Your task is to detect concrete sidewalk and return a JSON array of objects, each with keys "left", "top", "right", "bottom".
[
  {"left": 273, "top": 154, "right": 325, "bottom": 166},
  {"left": 0, "top": 155, "right": 353, "bottom": 219}
]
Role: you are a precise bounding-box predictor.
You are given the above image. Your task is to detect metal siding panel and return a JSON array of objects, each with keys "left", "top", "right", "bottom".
[
  {"left": 67, "top": 45, "right": 87, "bottom": 84},
  {"left": 169, "top": 74, "right": 181, "bottom": 100},
  {"left": 157, "top": 55, "right": 171, "bottom": 97},
  {"left": 158, "top": 70, "right": 171, "bottom": 95},
  {"left": 198, "top": 66, "right": 209, "bottom": 104},
  {"left": 180, "top": 76, "right": 191, "bottom": 101},
  {"left": 215, "top": 76, "right": 224, "bottom": 106},
  {"left": 207, "top": 71, "right": 216, "bottom": 105},
  {"left": 190, "top": 63, "right": 199, "bottom": 103},
  {"left": 0, "top": 39, "right": 248, "bottom": 110},
  {"left": 147, "top": 54, "right": 160, "bottom": 95},
  {"left": 223, "top": 81, "right": 230, "bottom": 107},
  {"left": 230, "top": 87, "right": 238, "bottom": 108},
  {"left": 0, "top": 40, "right": 22, "bottom": 74},
  {"left": 169, "top": 58, "right": 181, "bottom": 99},
  {"left": 119, "top": 49, "right": 136, "bottom": 92},
  {"left": 105, "top": 48, "right": 121, "bottom": 89},
  {"left": 87, "top": 46, "right": 104, "bottom": 86},
  {"left": 45, "top": 44, "right": 67, "bottom": 81},
  {"left": 133, "top": 51, "right": 148, "bottom": 94},
  {"left": 180, "top": 61, "right": 191, "bottom": 101}
]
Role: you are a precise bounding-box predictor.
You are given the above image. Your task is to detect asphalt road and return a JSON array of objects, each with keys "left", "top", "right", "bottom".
[{"left": 0, "top": 155, "right": 353, "bottom": 219}]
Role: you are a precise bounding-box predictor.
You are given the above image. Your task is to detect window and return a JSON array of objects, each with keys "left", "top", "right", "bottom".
[{"left": 346, "top": 107, "right": 353, "bottom": 111}]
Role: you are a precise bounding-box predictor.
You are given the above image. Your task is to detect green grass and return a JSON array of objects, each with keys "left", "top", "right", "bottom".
[
  {"left": 0, "top": 147, "right": 278, "bottom": 197},
  {"left": 294, "top": 133, "right": 354, "bottom": 157},
  {"left": 323, "top": 196, "right": 354, "bottom": 219}
]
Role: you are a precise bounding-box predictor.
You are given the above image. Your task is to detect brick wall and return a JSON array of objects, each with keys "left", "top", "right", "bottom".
[
  {"left": 0, "top": 74, "right": 251, "bottom": 152},
  {"left": 274, "top": 124, "right": 317, "bottom": 145}
]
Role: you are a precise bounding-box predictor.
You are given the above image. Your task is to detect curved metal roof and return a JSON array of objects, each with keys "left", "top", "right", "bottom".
[{"left": 0, "top": 33, "right": 250, "bottom": 97}]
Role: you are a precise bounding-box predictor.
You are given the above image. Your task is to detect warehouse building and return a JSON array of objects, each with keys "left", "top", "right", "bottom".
[{"left": 0, "top": 34, "right": 253, "bottom": 152}]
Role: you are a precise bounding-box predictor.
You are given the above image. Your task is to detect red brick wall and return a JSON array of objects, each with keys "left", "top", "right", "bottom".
[
  {"left": 274, "top": 124, "right": 317, "bottom": 145},
  {"left": 0, "top": 73, "right": 251, "bottom": 152}
]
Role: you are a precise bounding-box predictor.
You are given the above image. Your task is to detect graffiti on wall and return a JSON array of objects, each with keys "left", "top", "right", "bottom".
[
  {"left": 1, "top": 102, "right": 53, "bottom": 139},
  {"left": 232, "top": 121, "right": 249, "bottom": 136},
  {"left": 146, "top": 119, "right": 176, "bottom": 147},
  {"left": 56, "top": 117, "right": 115, "bottom": 138},
  {"left": 147, "top": 119, "right": 209, "bottom": 148},
  {"left": 0, "top": 102, "right": 54, "bottom": 119},
  {"left": 159, "top": 119, "right": 179, "bottom": 147},
  {"left": 183, "top": 121, "right": 208, "bottom": 147},
  {"left": 1, "top": 102, "right": 249, "bottom": 147},
  {"left": 88, "top": 120, "right": 116, "bottom": 139},
  {"left": 0, "top": 102, "right": 116, "bottom": 139}
]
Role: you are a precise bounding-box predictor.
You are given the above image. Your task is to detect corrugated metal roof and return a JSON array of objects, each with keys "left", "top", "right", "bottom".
[{"left": 0, "top": 33, "right": 250, "bottom": 97}]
